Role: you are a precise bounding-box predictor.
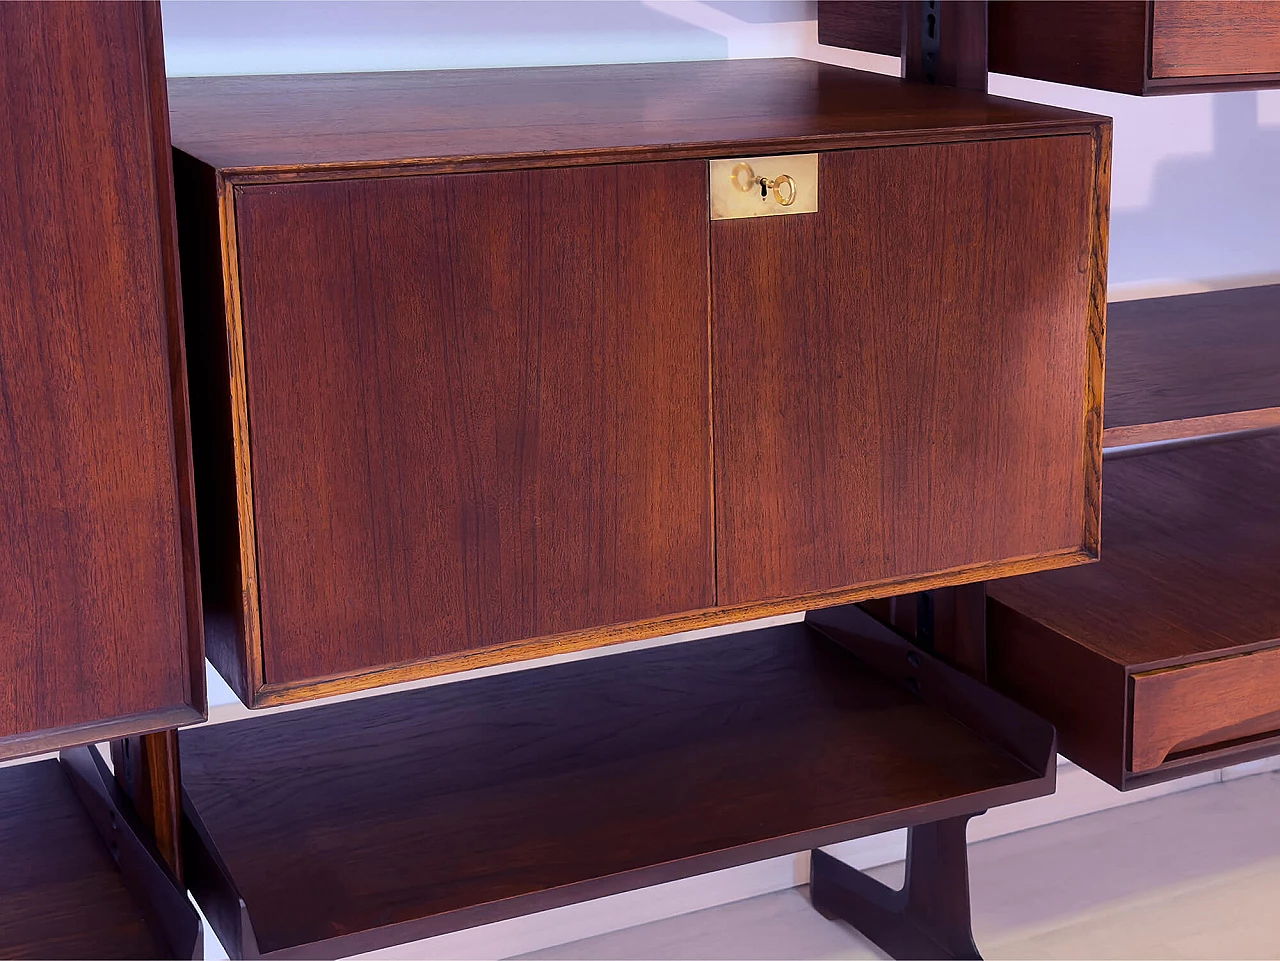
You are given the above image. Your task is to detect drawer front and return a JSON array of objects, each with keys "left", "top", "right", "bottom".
[
  {"left": 1151, "top": 1, "right": 1280, "bottom": 78},
  {"left": 712, "top": 137, "right": 1098, "bottom": 607},
  {"left": 234, "top": 163, "right": 714, "bottom": 686},
  {"left": 1130, "top": 644, "right": 1280, "bottom": 772}
]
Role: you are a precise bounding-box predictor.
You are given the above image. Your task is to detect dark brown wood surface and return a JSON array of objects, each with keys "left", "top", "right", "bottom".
[
  {"left": 1151, "top": 0, "right": 1280, "bottom": 78},
  {"left": 234, "top": 163, "right": 713, "bottom": 689},
  {"left": 1131, "top": 645, "right": 1280, "bottom": 772},
  {"left": 713, "top": 137, "right": 1097, "bottom": 607},
  {"left": 0, "top": 1, "right": 204, "bottom": 757},
  {"left": 0, "top": 760, "right": 162, "bottom": 959},
  {"left": 990, "top": 432, "right": 1280, "bottom": 667},
  {"left": 181, "top": 621, "right": 1050, "bottom": 959},
  {"left": 111, "top": 731, "right": 185, "bottom": 879},
  {"left": 167, "top": 59, "right": 1103, "bottom": 177},
  {"left": 817, "top": 1, "right": 902, "bottom": 57},
  {"left": 988, "top": 1, "right": 1151, "bottom": 95},
  {"left": 989, "top": 432, "right": 1280, "bottom": 787},
  {"left": 1104, "top": 285, "right": 1280, "bottom": 447}
]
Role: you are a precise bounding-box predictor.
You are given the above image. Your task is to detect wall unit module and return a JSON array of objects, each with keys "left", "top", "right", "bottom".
[{"left": 167, "top": 58, "right": 1109, "bottom": 709}]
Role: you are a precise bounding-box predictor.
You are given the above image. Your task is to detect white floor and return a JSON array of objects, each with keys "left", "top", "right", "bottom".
[{"left": 517, "top": 770, "right": 1280, "bottom": 961}]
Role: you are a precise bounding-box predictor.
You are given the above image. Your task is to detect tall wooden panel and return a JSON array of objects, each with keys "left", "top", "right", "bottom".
[
  {"left": 713, "top": 137, "right": 1098, "bottom": 607},
  {"left": 0, "top": 1, "right": 203, "bottom": 758},
  {"left": 230, "top": 164, "right": 714, "bottom": 689}
]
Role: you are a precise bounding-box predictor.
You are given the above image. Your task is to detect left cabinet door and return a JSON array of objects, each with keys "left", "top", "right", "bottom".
[
  {"left": 232, "top": 163, "right": 715, "bottom": 693},
  {"left": 0, "top": 2, "right": 204, "bottom": 757}
]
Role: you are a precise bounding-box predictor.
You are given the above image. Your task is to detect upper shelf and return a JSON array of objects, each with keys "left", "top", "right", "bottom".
[
  {"left": 1103, "top": 284, "right": 1280, "bottom": 449},
  {"left": 166, "top": 58, "right": 1105, "bottom": 176},
  {"left": 0, "top": 755, "right": 200, "bottom": 959},
  {"left": 181, "top": 611, "right": 1053, "bottom": 958},
  {"left": 819, "top": 1, "right": 1280, "bottom": 96}
]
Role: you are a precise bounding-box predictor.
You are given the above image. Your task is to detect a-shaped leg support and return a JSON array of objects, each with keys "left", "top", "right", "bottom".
[{"left": 810, "top": 813, "right": 982, "bottom": 960}]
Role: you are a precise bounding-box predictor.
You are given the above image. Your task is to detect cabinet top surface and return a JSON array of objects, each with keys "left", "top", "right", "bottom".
[{"left": 168, "top": 58, "right": 1105, "bottom": 175}]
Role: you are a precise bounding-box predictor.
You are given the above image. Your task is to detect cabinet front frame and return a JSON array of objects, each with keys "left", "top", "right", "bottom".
[{"left": 201, "top": 123, "right": 1108, "bottom": 708}]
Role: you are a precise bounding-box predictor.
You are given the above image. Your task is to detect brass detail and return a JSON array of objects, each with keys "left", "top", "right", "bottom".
[{"left": 710, "top": 154, "right": 818, "bottom": 220}]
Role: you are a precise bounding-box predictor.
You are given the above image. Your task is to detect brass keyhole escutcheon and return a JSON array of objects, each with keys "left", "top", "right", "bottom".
[
  {"left": 729, "top": 163, "right": 798, "bottom": 206},
  {"left": 710, "top": 154, "right": 817, "bottom": 220}
]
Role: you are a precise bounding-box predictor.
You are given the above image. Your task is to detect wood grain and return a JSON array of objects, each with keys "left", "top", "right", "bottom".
[
  {"left": 1151, "top": 0, "right": 1280, "bottom": 78},
  {"left": 1130, "top": 646, "right": 1280, "bottom": 772},
  {"left": 181, "top": 620, "right": 1050, "bottom": 959},
  {"left": 817, "top": 2, "right": 901, "bottom": 57},
  {"left": 166, "top": 59, "right": 1104, "bottom": 178},
  {"left": 988, "top": 1, "right": 1151, "bottom": 95},
  {"left": 0, "top": 760, "right": 163, "bottom": 959},
  {"left": 0, "top": 0, "right": 203, "bottom": 757},
  {"left": 233, "top": 164, "right": 713, "bottom": 687},
  {"left": 713, "top": 137, "right": 1097, "bottom": 607},
  {"left": 1103, "top": 285, "right": 1280, "bottom": 447},
  {"left": 989, "top": 432, "right": 1280, "bottom": 787}
]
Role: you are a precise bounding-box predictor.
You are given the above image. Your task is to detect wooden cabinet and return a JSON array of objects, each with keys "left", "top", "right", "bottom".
[
  {"left": 170, "top": 59, "right": 1108, "bottom": 707},
  {"left": 0, "top": 1, "right": 203, "bottom": 759},
  {"left": 819, "top": 1, "right": 1280, "bottom": 95}
]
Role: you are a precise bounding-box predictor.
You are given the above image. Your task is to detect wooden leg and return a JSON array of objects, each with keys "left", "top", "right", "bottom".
[
  {"left": 810, "top": 814, "right": 983, "bottom": 960},
  {"left": 931, "top": 582, "right": 988, "bottom": 682},
  {"left": 111, "top": 730, "right": 184, "bottom": 880}
]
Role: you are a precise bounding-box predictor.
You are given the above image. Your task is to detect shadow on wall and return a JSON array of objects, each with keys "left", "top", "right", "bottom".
[{"left": 1110, "top": 91, "right": 1280, "bottom": 284}]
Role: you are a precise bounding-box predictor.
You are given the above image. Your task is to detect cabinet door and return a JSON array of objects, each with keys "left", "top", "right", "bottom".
[
  {"left": 234, "top": 163, "right": 714, "bottom": 687},
  {"left": 0, "top": 1, "right": 203, "bottom": 756},
  {"left": 713, "top": 137, "right": 1098, "bottom": 607}
]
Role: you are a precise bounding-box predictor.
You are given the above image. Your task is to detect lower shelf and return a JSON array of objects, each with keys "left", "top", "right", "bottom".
[
  {"left": 181, "top": 607, "right": 1054, "bottom": 959},
  {"left": 0, "top": 752, "right": 201, "bottom": 960}
]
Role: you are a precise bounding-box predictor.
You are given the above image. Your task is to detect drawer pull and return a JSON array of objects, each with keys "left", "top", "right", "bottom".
[{"left": 711, "top": 154, "right": 817, "bottom": 220}]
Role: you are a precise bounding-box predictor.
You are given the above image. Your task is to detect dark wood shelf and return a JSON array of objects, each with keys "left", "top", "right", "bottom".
[
  {"left": 989, "top": 431, "right": 1280, "bottom": 788},
  {"left": 0, "top": 753, "right": 201, "bottom": 959},
  {"left": 181, "top": 609, "right": 1054, "bottom": 959},
  {"left": 1104, "top": 284, "right": 1280, "bottom": 449}
]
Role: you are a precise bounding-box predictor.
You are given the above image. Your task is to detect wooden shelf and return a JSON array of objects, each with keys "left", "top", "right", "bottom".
[
  {"left": 1104, "top": 284, "right": 1280, "bottom": 449},
  {"left": 0, "top": 753, "right": 201, "bottom": 959},
  {"left": 989, "top": 431, "right": 1280, "bottom": 788},
  {"left": 181, "top": 609, "right": 1054, "bottom": 959}
]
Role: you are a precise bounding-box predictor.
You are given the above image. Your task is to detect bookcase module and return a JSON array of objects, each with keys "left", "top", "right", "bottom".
[{"left": 169, "top": 58, "right": 1110, "bottom": 708}]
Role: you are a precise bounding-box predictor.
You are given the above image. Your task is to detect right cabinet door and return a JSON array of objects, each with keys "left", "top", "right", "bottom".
[{"left": 712, "top": 136, "right": 1098, "bottom": 607}]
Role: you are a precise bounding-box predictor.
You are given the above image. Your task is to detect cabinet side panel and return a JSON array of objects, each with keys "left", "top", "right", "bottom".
[
  {"left": 0, "top": 1, "right": 196, "bottom": 746},
  {"left": 234, "top": 163, "right": 714, "bottom": 685},
  {"left": 989, "top": 1, "right": 1150, "bottom": 95},
  {"left": 175, "top": 153, "right": 253, "bottom": 704},
  {"left": 713, "top": 136, "right": 1096, "bottom": 607}
]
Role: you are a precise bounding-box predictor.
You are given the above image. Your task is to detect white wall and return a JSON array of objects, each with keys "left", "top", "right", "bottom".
[{"left": 162, "top": 0, "right": 1280, "bottom": 299}]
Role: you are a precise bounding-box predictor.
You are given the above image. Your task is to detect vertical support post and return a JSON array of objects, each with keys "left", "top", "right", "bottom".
[
  {"left": 930, "top": 582, "right": 988, "bottom": 682},
  {"left": 111, "top": 729, "right": 184, "bottom": 881},
  {"left": 901, "top": 0, "right": 989, "bottom": 92}
]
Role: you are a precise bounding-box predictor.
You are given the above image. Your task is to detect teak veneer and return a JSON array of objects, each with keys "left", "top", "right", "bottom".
[
  {"left": 0, "top": 0, "right": 204, "bottom": 759},
  {"left": 180, "top": 609, "right": 1055, "bottom": 960},
  {"left": 988, "top": 431, "right": 1280, "bottom": 789},
  {"left": 819, "top": 1, "right": 1280, "bottom": 95},
  {"left": 169, "top": 59, "right": 1110, "bottom": 707},
  {"left": 1103, "top": 284, "right": 1280, "bottom": 449},
  {"left": 0, "top": 753, "right": 201, "bottom": 960}
]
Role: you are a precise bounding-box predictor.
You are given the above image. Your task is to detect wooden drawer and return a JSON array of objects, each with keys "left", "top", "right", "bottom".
[
  {"left": 989, "top": 431, "right": 1280, "bottom": 789},
  {"left": 1131, "top": 645, "right": 1280, "bottom": 773},
  {"left": 170, "top": 60, "right": 1108, "bottom": 706},
  {"left": 1151, "top": 1, "right": 1280, "bottom": 80}
]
